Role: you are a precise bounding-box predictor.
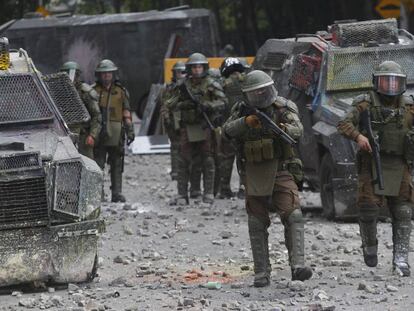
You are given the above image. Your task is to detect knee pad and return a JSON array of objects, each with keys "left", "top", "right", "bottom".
[
  {"left": 392, "top": 203, "right": 413, "bottom": 221},
  {"left": 285, "top": 208, "right": 303, "bottom": 225}
]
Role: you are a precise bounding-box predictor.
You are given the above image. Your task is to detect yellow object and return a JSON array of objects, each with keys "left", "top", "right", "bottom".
[
  {"left": 375, "top": 0, "right": 401, "bottom": 18},
  {"left": 164, "top": 57, "right": 255, "bottom": 83},
  {"left": 36, "top": 6, "right": 50, "bottom": 17},
  {"left": 0, "top": 37, "right": 10, "bottom": 70}
]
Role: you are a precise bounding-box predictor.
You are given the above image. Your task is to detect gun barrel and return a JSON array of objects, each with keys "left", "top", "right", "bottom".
[{"left": 254, "top": 108, "right": 297, "bottom": 146}]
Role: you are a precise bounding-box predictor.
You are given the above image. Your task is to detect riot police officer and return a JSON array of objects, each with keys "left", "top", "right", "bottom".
[
  {"left": 174, "top": 52, "right": 226, "bottom": 205},
  {"left": 93, "top": 59, "right": 135, "bottom": 203},
  {"left": 218, "top": 57, "right": 247, "bottom": 198},
  {"left": 60, "top": 61, "right": 102, "bottom": 160},
  {"left": 223, "top": 70, "right": 312, "bottom": 287},
  {"left": 338, "top": 61, "right": 414, "bottom": 276},
  {"left": 161, "top": 61, "right": 187, "bottom": 181}
]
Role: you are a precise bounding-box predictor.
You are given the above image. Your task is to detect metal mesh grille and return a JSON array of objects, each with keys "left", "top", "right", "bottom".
[
  {"left": 0, "top": 152, "right": 41, "bottom": 171},
  {"left": 0, "top": 73, "right": 53, "bottom": 124},
  {"left": 263, "top": 52, "right": 287, "bottom": 70},
  {"left": 54, "top": 161, "right": 82, "bottom": 216},
  {"left": 43, "top": 73, "right": 90, "bottom": 126},
  {"left": 0, "top": 176, "right": 48, "bottom": 229},
  {"left": 289, "top": 54, "right": 321, "bottom": 95},
  {"left": 326, "top": 45, "right": 414, "bottom": 91},
  {"left": 331, "top": 19, "right": 398, "bottom": 47}
]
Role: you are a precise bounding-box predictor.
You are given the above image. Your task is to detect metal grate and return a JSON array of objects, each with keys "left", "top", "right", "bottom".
[
  {"left": 0, "top": 152, "right": 41, "bottom": 171},
  {"left": 263, "top": 52, "right": 288, "bottom": 70},
  {"left": 54, "top": 161, "right": 82, "bottom": 217},
  {"left": 289, "top": 54, "right": 321, "bottom": 95},
  {"left": 0, "top": 73, "right": 53, "bottom": 124},
  {"left": 326, "top": 45, "right": 414, "bottom": 91},
  {"left": 0, "top": 176, "right": 49, "bottom": 229},
  {"left": 43, "top": 73, "right": 90, "bottom": 126},
  {"left": 331, "top": 19, "right": 398, "bottom": 47}
]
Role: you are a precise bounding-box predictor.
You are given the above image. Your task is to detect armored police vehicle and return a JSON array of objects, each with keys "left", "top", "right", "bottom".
[
  {"left": 0, "top": 39, "right": 103, "bottom": 287},
  {"left": 0, "top": 6, "right": 220, "bottom": 118},
  {"left": 253, "top": 19, "right": 414, "bottom": 219}
]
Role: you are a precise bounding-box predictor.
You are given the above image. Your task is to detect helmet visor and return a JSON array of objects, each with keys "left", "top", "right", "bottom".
[
  {"left": 245, "top": 85, "right": 277, "bottom": 109},
  {"left": 374, "top": 74, "right": 406, "bottom": 96}
]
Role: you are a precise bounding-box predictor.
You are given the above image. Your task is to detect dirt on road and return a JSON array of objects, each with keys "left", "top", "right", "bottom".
[{"left": 1, "top": 154, "right": 413, "bottom": 311}]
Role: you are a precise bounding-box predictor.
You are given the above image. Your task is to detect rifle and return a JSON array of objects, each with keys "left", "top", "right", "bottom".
[
  {"left": 360, "top": 109, "right": 384, "bottom": 190},
  {"left": 242, "top": 103, "right": 297, "bottom": 146},
  {"left": 179, "top": 82, "right": 215, "bottom": 130}
]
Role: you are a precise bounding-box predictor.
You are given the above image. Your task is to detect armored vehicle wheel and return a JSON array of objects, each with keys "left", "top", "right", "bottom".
[{"left": 320, "top": 153, "right": 336, "bottom": 220}]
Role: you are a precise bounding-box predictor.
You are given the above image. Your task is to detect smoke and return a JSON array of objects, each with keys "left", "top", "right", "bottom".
[{"left": 65, "top": 38, "right": 102, "bottom": 84}]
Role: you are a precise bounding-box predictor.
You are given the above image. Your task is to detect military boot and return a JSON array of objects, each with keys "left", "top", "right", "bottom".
[
  {"left": 359, "top": 204, "right": 379, "bottom": 267},
  {"left": 189, "top": 156, "right": 202, "bottom": 199},
  {"left": 177, "top": 155, "right": 190, "bottom": 202},
  {"left": 284, "top": 209, "right": 312, "bottom": 281},
  {"left": 110, "top": 155, "right": 126, "bottom": 203},
  {"left": 218, "top": 156, "right": 235, "bottom": 199},
  {"left": 391, "top": 203, "right": 412, "bottom": 277},
  {"left": 248, "top": 216, "right": 270, "bottom": 287},
  {"left": 202, "top": 155, "right": 215, "bottom": 204},
  {"left": 112, "top": 193, "right": 126, "bottom": 203}
]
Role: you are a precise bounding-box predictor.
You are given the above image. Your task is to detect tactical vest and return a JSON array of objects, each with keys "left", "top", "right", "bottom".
[
  {"left": 94, "top": 83, "right": 126, "bottom": 146},
  {"left": 368, "top": 91, "right": 412, "bottom": 156},
  {"left": 239, "top": 99, "right": 295, "bottom": 196},
  {"left": 178, "top": 79, "right": 208, "bottom": 125},
  {"left": 358, "top": 92, "right": 414, "bottom": 196},
  {"left": 95, "top": 84, "right": 125, "bottom": 122},
  {"left": 240, "top": 100, "right": 296, "bottom": 163}
]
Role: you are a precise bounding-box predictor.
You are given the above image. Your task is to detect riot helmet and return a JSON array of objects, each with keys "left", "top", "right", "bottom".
[
  {"left": 95, "top": 59, "right": 118, "bottom": 86},
  {"left": 186, "top": 53, "right": 209, "bottom": 78},
  {"left": 220, "top": 57, "right": 245, "bottom": 78},
  {"left": 241, "top": 70, "right": 278, "bottom": 109},
  {"left": 60, "top": 61, "right": 81, "bottom": 82},
  {"left": 373, "top": 61, "right": 406, "bottom": 96},
  {"left": 171, "top": 61, "right": 186, "bottom": 81}
]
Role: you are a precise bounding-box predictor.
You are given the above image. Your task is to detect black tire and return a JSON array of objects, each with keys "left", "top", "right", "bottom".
[{"left": 319, "top": 153, "right": 336, "bottom": 220}]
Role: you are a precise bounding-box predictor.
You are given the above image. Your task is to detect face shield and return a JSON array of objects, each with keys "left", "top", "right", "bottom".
[
  {"left": 374, "top": 73, "right": 407, "bottom": 96},
  {"left": 173, "top": 69, "right": 187, "bottom": 81},
  {"left": 244, "top": 85, "right": 278, "bottom": 109}
]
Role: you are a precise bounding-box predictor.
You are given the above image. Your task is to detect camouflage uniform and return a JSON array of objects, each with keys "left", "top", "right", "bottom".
[
  {"left": 161, "top": 82, "right": 181, "bottom": 180},
  {"left": 93, "top": 60, "right": 135, "bottom": 203},
  {"left": 337, "top": 61, "right": 414, "bottom": 276},
  {"left": 219, "top": 71, "right": 245, "bottom": 197},
  {"left": 75, "top": 82, "right": 102, "bottom": 159},
  {"left": 60, "top": 61, "right": 102, "bottom": 160},
  {"left": 223, "top": 70, "right": 312, "bottom": 287},
  {"left": 175, "top": 53, "right": 227, "bottom": 204}
]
